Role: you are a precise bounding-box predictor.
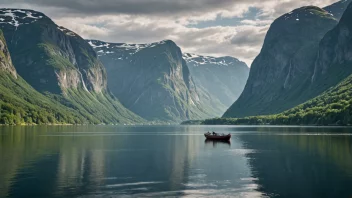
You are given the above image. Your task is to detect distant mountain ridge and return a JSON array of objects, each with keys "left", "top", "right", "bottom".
[
  {"left": 88, "top": 39, "right": 225, "bottom": 122},
  {"left": 182, "top": 53, "right": 244, "bottom": 67},
  {"left": 183, "top": 53, "right": 249, "bottom": 107},
  {"left": 0, "top": 9, "right": 143, "bottom": 124}
]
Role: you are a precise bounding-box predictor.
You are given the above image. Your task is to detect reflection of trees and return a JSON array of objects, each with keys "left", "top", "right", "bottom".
[
  {"left": 0, "top": 126, "right": 59, "bottom": 197},
  {"left": 255, "top": 126, "right": 352, "bottom": 174},
  {"left": 276, "top": 135, "right": 352, "bottom": 175},
  {"left": 239, "top": 129, "right": 352, "bottom": 198},
  {"left": 0, "top": 126, "right": 111, "bottom": 197}
]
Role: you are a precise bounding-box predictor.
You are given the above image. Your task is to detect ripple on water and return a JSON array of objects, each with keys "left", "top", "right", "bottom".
[
  {"left": 229, "top": 149, "right": 257, "bottom": 155},
  {"left": 105, "top": 181, "right": 163, "bottom": 188}
]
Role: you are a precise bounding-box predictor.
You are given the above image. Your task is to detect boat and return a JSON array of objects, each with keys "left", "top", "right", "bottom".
[{"left": 204, "top": 132, "right": 231, "bottom": 141}]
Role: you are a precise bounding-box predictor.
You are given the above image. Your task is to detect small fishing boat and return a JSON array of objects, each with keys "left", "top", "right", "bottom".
[{"left": 204, "top": 132, "right": 231, "bottom": 141}]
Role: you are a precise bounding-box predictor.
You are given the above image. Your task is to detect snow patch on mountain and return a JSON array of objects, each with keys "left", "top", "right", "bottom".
[
  {"left": 182, "top": 53, "right": 242, "bottom": 67},
  {"left": 88, "top": 39, "right": 245, "bottom": 67},
  {"left": 0, "top": 9, "right": 44, "bottom": 28},
  {"left": 88, "top": 40, "right": 168, "bottom": 58},
  {"left": 57, "top": 26, "right": 78, "bottom": 37}
]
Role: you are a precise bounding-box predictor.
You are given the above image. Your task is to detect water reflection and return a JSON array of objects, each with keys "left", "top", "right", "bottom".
[
  {"left": 1, "top": 126, "right": 352, "bottom": 197},
  {"left": 239, "top": 127, "right": 352, "bottom": 198},
  {"left": 204, "top": 139, "right": 231, "bottom": 147},
  {"left": 1, "top": 126, "right": 237, "bottom": 197}
]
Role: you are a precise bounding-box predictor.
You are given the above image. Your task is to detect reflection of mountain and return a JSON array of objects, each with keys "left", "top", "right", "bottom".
[
  {"left": 0, "top": 127, "right": 59, "bottom": 197},
  {"left": 0, "top": 127, "right": 111, "bottom": 197},
  {"left": 239, "top": 129, "right": 352, "bottom": 198},
  {"left": 0, "top": 126, "right": 205, "bottom": 197},
  {"left": 56, "top": 148, "right": 106, "bottom": 196},
  {"left": 100, "top": 127, "right": 203, "bottom": 194},
  {"left": 1, "top": 126, "right": 263, "bottom": 197}
]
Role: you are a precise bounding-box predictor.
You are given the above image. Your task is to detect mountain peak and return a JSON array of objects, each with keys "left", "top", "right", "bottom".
[
  {"left": 279, "top": 6, "right": 335, "bottom": 22},
  {"left": 0, "top": 9, "right": 45, "bottom": 28},
  {"left": 87, "top": 39, "right": 179, "bottom": 57},
  {"left": 223, "top": 3, "right": 339, "bottom": 118}
]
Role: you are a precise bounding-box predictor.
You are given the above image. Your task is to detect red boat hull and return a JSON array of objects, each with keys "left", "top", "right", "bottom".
[{"left": 204, "top": 134, "right": 231, "bottom": 141}]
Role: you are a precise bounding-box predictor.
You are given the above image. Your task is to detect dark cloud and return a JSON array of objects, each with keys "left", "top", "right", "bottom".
[
  {"left": 1, "top": 0, "right": 237, "bottom": 16},
  {"left": 1, "top": 0, "right": 338, "bottom": 18}
]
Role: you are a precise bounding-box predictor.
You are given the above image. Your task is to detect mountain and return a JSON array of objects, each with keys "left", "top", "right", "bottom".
[
  {"left": 223, "top": 6, "right": 339, "bottom": 118},
  {"left": 204, "top": 73, "right": 352, "bottom": 125},
  {"left": 324, "top": 0, "right": 352, "bottom": 20},
  {"left": 183, "top": 53, "right": 249, "bottom": 107},
  {"left": 0, "top": 29, "right": 86, "bottom": 125},
  {"left": 88, "top": 40, "right": 224, "bottom": 122},
  {"left": 206, "top": 2, "right": 352, "bottom": 126},
  {"left": 312, "top": 1, "right": 352, "bottom": 88},
  {"left": 277, "top": 73, "right": 352, "bottom": 125},
  {"left": 0, "top": 9, "right": 143, "bottom": 124}
]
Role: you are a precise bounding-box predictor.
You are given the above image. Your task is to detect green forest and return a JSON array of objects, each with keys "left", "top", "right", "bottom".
[{"left": 203, "top": 72, "right": 352, "bottom": 126}]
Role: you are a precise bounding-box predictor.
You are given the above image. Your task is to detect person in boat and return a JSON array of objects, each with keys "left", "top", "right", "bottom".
[{"left": 212, "top": 131, "right": 217, "bottom": 136}]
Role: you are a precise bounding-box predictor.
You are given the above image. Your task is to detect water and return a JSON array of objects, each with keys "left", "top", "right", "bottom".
[{"left": 1, "top": 125, "right": 352, "bottom": 198}]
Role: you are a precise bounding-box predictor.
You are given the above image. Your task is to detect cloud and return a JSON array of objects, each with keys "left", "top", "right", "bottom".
[
  {"left": 229, "top": 26, "right": 269, "bottom": 46},
  {"left": 0, "top": 0, "right": 342, "bottom": 66},
  {"left": 1, "top": 0, "right": 338, "bottom": 18}
]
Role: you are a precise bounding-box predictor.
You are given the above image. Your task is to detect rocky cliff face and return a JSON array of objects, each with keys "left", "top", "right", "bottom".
[
  {"left": 0, "top": 29, "right": 89, "bottom": 124},
  {"left": 88, "top": 40, "right": 223, "bottom": 122},
  {"left": 0, "top": 9, "right": 105, "bottom": 94},
  {"left": 183, "top": 53, "right": 249, "bottom": 107},
  {"left": 224, "top": 6, "right": 338, "bottom": 118},
  {"left": 0, "top": 30, "right": 16, "bottom": 78},
  {"left": 0, "top": 9, "right": 143, "bottom": 124},
  {"left": 312, "top": 2, "right": 352, "bottom": 86}
]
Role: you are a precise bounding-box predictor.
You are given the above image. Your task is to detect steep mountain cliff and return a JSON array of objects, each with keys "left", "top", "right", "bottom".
[
  {"left": 207, "top": 2, "right": 352, "bottom": 126},
  {"left": 0, "top": 31, "right": 16, "bottom": 78},
  {"left": 204, "top": 71, "right": 352, "bottom": 126},
  {"left": 183, "top": 53, "right": 249, "bottom": 107},
  {"left": 223, "top": 6, "right": 338, "bottom": 118},
  {"left": 0, "top": 29, "right": 86, "bottom": 124},
  {"left": 0, "top": 9, "right": 143, "bottom": 124},
  {"left": 88, "top": 40, "right": 224, "bottom": 122},
  {"left": 312, "top": 1, "right": 352, "bottom": 88}
]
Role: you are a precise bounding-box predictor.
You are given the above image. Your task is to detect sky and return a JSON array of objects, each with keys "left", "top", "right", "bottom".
[{"left": 0, "top": 0, "right": 340, "bottom": 66}]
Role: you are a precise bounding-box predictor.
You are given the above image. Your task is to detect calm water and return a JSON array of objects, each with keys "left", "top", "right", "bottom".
[{"left": 1, "top": 125, "right": 352, "bottom": 198}]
